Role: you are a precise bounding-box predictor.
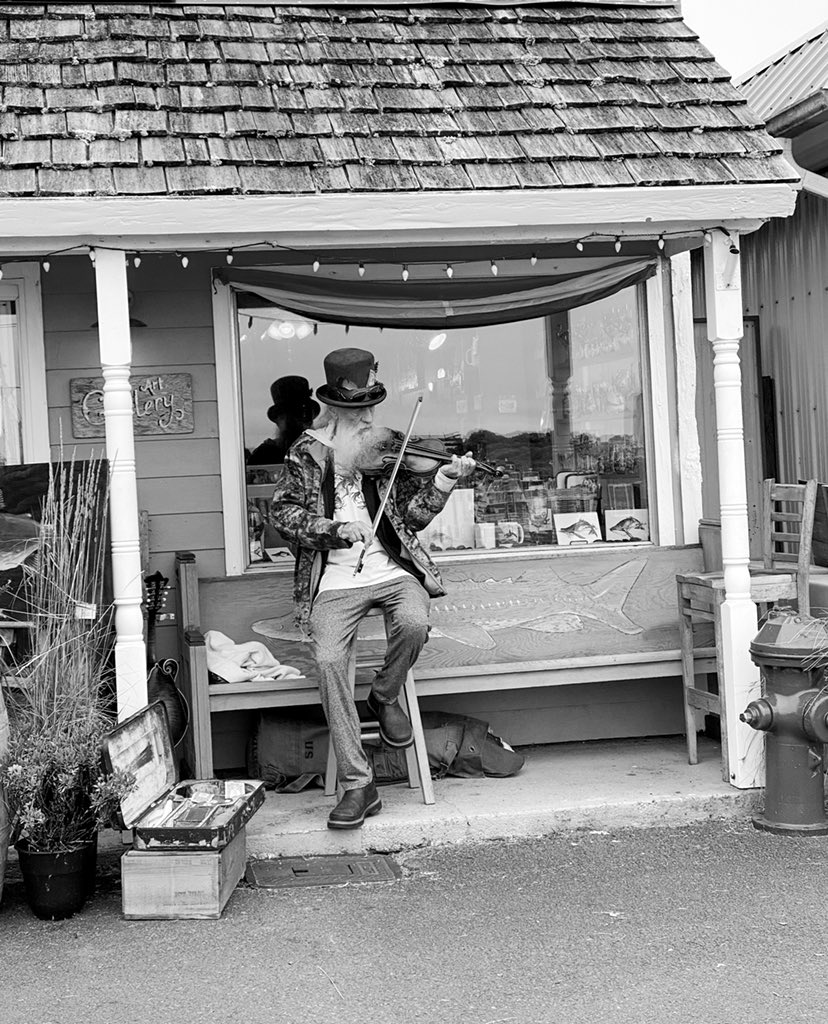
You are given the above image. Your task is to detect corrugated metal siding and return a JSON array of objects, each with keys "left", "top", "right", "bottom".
[
  {"left": 741, "top": 189, "right": 828, "bottom": 483},
  {"left": 740, "top": 22, "right": 828, "bottom": 121}
]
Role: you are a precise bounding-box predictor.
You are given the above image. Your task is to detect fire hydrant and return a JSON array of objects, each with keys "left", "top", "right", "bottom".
[{"left": 741, "top": 610, "right": 828, "bottom": 836}]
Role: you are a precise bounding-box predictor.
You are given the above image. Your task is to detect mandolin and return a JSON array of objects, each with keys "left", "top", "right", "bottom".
[{"left": 145, "top": 570, "right": 188, "bottom": 747}]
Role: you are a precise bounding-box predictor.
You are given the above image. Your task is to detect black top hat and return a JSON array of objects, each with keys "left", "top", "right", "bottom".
[
  {"left": 267, "top": 375, "right": 320, "bottom": 423},
  {"left": 316, "top": 348, "right": 387, "bottom": 408}
]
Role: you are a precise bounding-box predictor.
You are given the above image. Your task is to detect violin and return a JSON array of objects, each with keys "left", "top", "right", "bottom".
[{"left": 359, "top": 426, "right": 503, "bottom": 478}]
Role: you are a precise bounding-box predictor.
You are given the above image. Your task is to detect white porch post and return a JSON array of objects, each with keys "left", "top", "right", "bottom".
[
  {"left": 703, "top": 232, "right": 762, "bottom": 788},
  {"left": 93, "top": 247, "right": 146, "bottom": 720}
]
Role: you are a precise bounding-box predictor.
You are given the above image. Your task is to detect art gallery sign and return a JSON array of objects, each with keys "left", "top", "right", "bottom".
[{"left": 69, "top": 373, "right": 194, "bottom": 438}]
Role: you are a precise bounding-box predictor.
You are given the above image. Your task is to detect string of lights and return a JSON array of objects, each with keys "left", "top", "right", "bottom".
[{"left": 0, "top": 224, "right": 740, "bottom": 282}]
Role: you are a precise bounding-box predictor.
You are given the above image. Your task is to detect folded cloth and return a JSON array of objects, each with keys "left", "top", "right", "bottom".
[{"left": 204, "top": 629, "right": 303, "bottom": 684}]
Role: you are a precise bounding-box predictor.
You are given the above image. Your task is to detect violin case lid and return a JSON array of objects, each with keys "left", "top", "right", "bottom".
[{"left": 103, "top": 702, "right": 264, "bottom": 850}]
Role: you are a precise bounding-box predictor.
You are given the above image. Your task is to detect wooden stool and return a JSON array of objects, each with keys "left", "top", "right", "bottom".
[
  {"left": 676, "top": 572, "right": 729, "bottom": 774},
  {"left": 323, "top": 612, "right": 435, "bottom": 805}
]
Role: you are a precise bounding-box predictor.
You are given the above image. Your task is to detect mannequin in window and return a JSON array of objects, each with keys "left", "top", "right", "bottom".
[{"left": 248, "top": 376, "right": 321, "bottom": 465}]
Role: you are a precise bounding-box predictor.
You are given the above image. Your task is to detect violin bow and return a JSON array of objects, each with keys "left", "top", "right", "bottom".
[{"left": 354, "top": 395, "right": 423, "bottom": 575}]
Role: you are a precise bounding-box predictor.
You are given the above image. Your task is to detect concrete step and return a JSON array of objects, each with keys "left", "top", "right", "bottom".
[{"left": 246, "top": 735, "right": 761, "bottom": 858}]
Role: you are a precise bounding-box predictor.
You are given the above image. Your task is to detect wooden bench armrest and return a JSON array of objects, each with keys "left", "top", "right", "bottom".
[{"left": 183, "top": 626, "right": 206, "bottom": 648}]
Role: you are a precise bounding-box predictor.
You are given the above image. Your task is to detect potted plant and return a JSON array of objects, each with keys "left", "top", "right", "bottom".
[{"left": 0, "top": 455, "right": 133, "bottom": 920}]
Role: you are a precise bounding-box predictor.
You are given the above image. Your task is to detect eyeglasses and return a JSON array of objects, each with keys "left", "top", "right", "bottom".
[{"left": 329, "top": 382, "right": 386, "bottom": 402}]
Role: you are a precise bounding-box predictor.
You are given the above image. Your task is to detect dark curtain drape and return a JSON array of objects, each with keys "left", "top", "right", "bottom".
[{"left": 218, "top": 258, "right": 657, "bottom": 329}]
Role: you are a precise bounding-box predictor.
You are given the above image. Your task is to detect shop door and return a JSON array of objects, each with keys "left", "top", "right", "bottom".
[{"left": 694, "top": 318, "right": 768, "bottom": 559}]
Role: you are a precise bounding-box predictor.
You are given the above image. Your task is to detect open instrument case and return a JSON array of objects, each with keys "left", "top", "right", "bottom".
[{"left": 103, "top": 702, "right": 265, "bottom": 919}]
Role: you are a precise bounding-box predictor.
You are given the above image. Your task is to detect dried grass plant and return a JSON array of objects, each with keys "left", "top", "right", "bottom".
[
  {"left": 12, "top": 455, "right": 113, "bottom": 729},
  {"left": 0, "top": 454, "right": 133, "bottom": 851}
]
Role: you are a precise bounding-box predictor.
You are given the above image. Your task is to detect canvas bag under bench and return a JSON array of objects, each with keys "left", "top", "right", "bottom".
[{"left": 248, "top": 710, "right": 525, "bottom": 791}]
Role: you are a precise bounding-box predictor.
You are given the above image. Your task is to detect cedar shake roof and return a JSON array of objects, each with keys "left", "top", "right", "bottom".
[{"left": 0, "top": 2, "right": 797, "bottom": 197}]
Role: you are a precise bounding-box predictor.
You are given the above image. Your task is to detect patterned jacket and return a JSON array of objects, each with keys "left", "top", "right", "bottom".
[{"left": 269, "top": 431, "right": 451, "bottom": 631}]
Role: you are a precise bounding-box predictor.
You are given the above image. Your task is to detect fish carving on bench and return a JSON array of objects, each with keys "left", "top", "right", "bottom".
[{"left": 253, "top": 559, "right": 646, "bottom": 651}]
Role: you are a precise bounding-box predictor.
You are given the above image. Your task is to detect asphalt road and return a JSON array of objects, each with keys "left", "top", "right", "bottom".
[{"left": 2, "top": 819, "right": 827, "bottom": 1024}]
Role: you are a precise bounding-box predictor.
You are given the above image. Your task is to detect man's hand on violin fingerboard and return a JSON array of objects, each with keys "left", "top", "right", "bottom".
[
  {"left": 439, "top": 453, "right": 477, "bottom": 480},
  {"left": 338, "top": 521, "right": 373, "bottom": 546}
]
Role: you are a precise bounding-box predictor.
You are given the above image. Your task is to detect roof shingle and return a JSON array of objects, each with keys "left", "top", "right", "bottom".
[{"left": 0, "top": 2, "right": 796, "bottom": 197}]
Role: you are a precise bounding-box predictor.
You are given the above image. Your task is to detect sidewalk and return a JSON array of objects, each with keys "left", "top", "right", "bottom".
[{"left": 246, "top": 735, "right": 762, "bottom": 858}]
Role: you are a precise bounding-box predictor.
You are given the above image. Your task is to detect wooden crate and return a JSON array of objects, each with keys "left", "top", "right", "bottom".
[{"left": 121, "top": 827, "right": 247, "bottom": 920}]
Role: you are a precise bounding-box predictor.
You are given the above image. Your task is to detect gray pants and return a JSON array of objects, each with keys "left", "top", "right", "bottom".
[{"left": 309, "top": 576, "right": 430, "bottom": 790}]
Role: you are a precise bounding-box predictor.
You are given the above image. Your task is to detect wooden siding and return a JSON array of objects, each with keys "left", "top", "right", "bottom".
[
  {"left": 42, "top": 253, "right": 224, "bottom": 656},
  {"left": 741, "top": 190, "right": 828, "bottom": 485}
]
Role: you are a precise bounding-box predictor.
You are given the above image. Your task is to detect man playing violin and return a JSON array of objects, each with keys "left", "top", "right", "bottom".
[{"left": 270, "top": 348, "right": 476, "bottom": 829}]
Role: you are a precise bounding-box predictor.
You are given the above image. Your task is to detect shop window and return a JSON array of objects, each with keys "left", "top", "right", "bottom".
[{"left": 238, "top": 286, "right": 650, "bottom": 566}]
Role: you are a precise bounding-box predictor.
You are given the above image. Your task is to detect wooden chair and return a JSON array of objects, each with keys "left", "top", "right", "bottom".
[
  {"left": 323, "top": 609, "right": 435, "bottom": 805},
  {"left": 677, "top": 479, "right": 819, "bottom": 774}
]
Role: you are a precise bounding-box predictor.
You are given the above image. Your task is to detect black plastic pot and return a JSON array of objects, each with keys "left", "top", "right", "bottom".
[{"left": 15, "top": 837, "right": 97, "bottom": 920}]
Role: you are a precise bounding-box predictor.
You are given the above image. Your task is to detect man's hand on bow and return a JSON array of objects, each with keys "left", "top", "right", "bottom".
[{"left": 338, "top": 521, "right": 373, "bottom": 546}]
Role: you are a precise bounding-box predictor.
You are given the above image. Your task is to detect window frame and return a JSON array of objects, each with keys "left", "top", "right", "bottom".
[
  {"left": 213, "top": 274, "right": 672, "bottom": 576},
  {"left": 0, "top": 263, "right": 49, "bottom": 465}
]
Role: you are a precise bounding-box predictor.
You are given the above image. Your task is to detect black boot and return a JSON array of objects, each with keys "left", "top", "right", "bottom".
[
  {"left": 327, "top": 781, "right": 382, "bottom": 830},
  {"left": 366, "top": 692, "right": 413, "bottom": 749}
]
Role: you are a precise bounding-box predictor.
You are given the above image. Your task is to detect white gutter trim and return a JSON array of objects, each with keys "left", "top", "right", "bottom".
[
  {"left": 778, "top": 139, "right": 828, "bottom": 201},
  {"left": 0, "top": 183, "right": 796, "bottom": 253},
  {"left": 802, "top": 169, "right": 828, "bottom": 200}
]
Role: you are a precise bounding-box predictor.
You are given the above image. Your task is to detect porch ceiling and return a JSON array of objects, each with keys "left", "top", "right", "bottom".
[{"left": 0, "top": 3, "right": 797, "bottom": 200}]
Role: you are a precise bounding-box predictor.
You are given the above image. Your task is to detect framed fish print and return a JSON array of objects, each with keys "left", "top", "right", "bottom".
[
  {"left": 552, "top": 511, "right": 602, "bottom": 546},
  {"left": 604, "top": 508, "right": 650, "bottom": 543}
]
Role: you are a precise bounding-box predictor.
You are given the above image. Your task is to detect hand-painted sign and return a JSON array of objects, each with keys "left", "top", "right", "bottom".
[{"left": 70, "top": 373, "right": 194, "bottom": 438}]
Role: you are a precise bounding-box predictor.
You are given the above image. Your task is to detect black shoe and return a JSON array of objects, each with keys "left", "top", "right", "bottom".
[
  {"left": 327, "top": 782, "right": 382, "bottom": 830},
  {"left": 366, "top": 691, "right": 414, "bottom": 749}
]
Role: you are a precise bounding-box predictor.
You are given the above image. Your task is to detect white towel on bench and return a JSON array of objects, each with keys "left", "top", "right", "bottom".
[{"left": 204, "top": 629, "right": 303, "bottom": 683}]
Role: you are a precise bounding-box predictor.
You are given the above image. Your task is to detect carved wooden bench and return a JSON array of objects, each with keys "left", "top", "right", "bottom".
[{"left": 175, "top": 546, "right": 716, "bottom": 781}]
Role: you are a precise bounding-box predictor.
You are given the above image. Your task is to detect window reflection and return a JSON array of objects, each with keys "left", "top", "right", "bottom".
[{"left": 239, "top": 286, "right": 649, "bottom": 564}]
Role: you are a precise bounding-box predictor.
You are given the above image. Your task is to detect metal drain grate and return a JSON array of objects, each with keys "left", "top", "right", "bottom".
[{"left": 246, "top": 854, "right": 401, "bottom": 889}]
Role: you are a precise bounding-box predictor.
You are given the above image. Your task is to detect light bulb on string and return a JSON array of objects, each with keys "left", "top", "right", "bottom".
[
  {"left": 345, "top": 324, "right": 350, "bottom": 335},
  {"left": 358, "top": 263, "right": 365, "bottom": 278},
  {"left": 490, "top": 260, "right": 498, "bottom": 277},
  {"left": 703, "top": 231, "right": 713, "bottom": 245},
  {"left": 133, "top": 254, "right": 141, "bottom": 269},
  {"left": 530, "top": 253, "right": 538, "bottom": 267},
  {"left": 42, "top": 260, "right": 50, "bottom": 273},
  {"left": 402, "top": 265, "right": 409, "bottom": 282},
  {"left": 88, "top": 250, "right": 96, "bottom": 263},
  {"left": 445, "top": 264, "right": 454, "bottom": 279},
  {"left": 614, "top": 237, "right": 622, "bottom": 253},
  {"left": 312, "top": 258, "right": 320, "bottom": 273},
  {"left": 657, "top": 235, "right": 665, "bottom": 251},
  {"left": 226, "top": 250, "right": 234, "bottom": 265},
  {"left": 179, "top": 253, "right": 189, "bottom": 269},
  {"left": 247, "top": 316, "right": 253, "bottom": 329},
  {"left": 0, "top": 266, "right": 4, "bottom": 281},
  {"left": 575, "top": 240, "right": 584, "bottom": 252}
]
